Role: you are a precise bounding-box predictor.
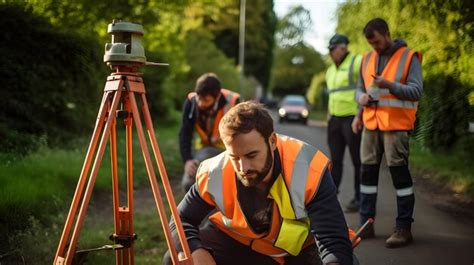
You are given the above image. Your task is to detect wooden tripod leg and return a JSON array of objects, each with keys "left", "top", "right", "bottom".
[
  {"left": 139, "top": 93, "right": 193, "bottom": 264},
  {"left": 54, "top": 91, "right": 110, "bottom": 264},
  {"left": 127, "top": 91, "right": 190, "bottom": 265},
  {"left": 56, "top": 87, "right": 123, "bottom": 265},
  {"left": 110, "top": 94, "right": 135, "bottom": 265}
]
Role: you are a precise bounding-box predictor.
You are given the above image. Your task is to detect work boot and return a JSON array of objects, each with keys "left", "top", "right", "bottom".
[
  {"left": 345, "top": 198, "right": 360, "bottom": 213},
  {"left": 358, "top": 224, "right": 375, "bottom": 239},
  {"left": 385, "top": 227, "right": 413, "bottom": 248}
]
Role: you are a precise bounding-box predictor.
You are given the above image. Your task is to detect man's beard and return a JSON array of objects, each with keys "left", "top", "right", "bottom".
[
  {"left": 237, "top": 142, "right": 273, "bottom": 188},
  {"left": 198, "top": 103, "right": 215, "bottom": 115}
]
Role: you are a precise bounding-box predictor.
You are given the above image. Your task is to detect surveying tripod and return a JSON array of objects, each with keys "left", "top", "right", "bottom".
[{"left": 53, "top": 65, "right": 193, "bottom": 265}]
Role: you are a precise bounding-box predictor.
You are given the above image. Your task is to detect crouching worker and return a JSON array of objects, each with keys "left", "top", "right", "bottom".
[
  {"left": 165, "top": 102, "right": 353, "bottom": 265},
  {"left": 179, "top": 73, "right": 241, "bottom": 192}
]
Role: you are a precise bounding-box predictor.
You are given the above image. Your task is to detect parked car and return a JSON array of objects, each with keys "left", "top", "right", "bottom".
[{"left": 278, "top": 95, "right": 309, "bottom": 125}]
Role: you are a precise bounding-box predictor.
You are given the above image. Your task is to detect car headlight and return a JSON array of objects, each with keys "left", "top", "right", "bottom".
[
  {"left": 302, "top": 109, "right": 309, "bottom": 117},
  {"left": 278, "top": 108, "right": 286, "bottom": 116}
]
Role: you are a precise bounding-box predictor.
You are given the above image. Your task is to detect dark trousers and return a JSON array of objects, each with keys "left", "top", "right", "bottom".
[
  {"left": 327, "top": 115, "right": 361, "bottom": 200},
  {"left": 360, "top": 164, "right": 415, "bottom": 229},
  {"left": 359, "top": 129, "right": 415, "bottom": 229},
  {"left": 163, "top": 221, "right": 322, "bottom": 265}
]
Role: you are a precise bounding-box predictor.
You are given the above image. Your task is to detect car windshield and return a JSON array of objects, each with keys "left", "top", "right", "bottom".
[{"left": 283, "top": 96, "right": 306, "bottom": 106}]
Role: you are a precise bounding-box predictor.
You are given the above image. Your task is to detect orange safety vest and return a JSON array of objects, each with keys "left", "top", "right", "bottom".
[
  {"left": 361, "top": 47, "right": 422, "bottom": 131},
  {"left": 196, "top": 135, "right": 330, "bottom": 264},
  {"left": 187, "top": 88, "right": 240, "bottom": 149}
]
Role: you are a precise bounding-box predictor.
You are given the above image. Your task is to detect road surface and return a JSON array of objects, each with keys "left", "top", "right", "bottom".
[{"left": 273, "top": 112, "right": 474, "bottom": 265}]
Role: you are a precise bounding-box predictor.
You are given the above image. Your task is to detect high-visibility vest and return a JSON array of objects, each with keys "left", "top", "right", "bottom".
[
  {"left": 326, "top": 53, "right": 362, "bottom": 116},
  {"left": 187, "top": 88, "right": 240, "bottom": 150},
  {"left": 196, "top": 134, "right": 330, "bottom": 264},
  {"left": 361, "top": 47, "right": 422, "bottom": 130}
]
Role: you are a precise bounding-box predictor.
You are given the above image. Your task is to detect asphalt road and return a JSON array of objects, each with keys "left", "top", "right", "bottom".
[{"left": 272, "top": 111, "right": 474, "bottom": 265}]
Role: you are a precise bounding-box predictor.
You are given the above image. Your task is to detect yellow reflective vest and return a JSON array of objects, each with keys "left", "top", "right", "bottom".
[{"left": 325, "top": 53, "right": 362, "bottom": 117}]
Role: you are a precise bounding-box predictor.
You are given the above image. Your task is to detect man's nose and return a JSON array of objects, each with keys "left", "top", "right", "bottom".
[{"left": 239, "top": 159, "right": 250, "bottom": 173}]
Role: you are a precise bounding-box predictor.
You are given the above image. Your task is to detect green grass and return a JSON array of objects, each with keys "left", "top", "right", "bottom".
[
  {"left": 0, "top": 110, "right": 183, "bottom": 263},
  {"left": 410, "top": 141, "right": 474, "bottom": 196}
]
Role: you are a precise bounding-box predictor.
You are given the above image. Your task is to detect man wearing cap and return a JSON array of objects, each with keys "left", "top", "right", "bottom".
[{"left": 325, "top": 34, "right": 362, "bottom": 213}]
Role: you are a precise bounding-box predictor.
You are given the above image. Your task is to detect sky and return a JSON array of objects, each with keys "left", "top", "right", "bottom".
[{"left": 273, "top": 0, "right": 346, "bottom": 55}]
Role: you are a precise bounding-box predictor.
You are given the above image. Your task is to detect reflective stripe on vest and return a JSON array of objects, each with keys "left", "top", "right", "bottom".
[
  {"left": 361, "top": 47, "right": 421, "bottom": 130},
  {"left": 326, "top": 53, "right": 360, "bottom": 116},
  {"left": 328, "top": 55, "right": 357, "bottom": 94},
  {"left": 201, "top": 135, "right": 328, "bottom": 258}
]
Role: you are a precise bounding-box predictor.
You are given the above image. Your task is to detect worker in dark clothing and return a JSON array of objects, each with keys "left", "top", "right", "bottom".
[
  {"left": 179, "top": 73, "right": 240, "bottom": 192},
  {"left": 352, "top": 18, "right": 423, "bottom": 248},
  {"left": 166, "top": 102, "right": 354, "bottom": 265},
  {"left": 325, "top": 33, "right": 362, "bottom": 212}
]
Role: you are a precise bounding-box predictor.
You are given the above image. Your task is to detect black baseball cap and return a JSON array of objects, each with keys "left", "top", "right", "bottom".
[{"left": 328, "top": 34, "right": 349, "bottom": 49}]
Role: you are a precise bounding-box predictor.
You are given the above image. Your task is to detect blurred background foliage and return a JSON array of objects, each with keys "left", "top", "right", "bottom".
[
  {"left": 306, "top": 0, "right": 474, "bottom": 158},
  {"left": 0, "top": 0, "right": 278, "bottom": 154}
]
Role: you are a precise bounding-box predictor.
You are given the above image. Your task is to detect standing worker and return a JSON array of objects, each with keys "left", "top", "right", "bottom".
[
  {"left": 325, "top": 34, "right": 362, "bottom": 212},
  {"left": 352, "top": 18, "right": 423, "bottom": 248},
  {"left": 166, "top": 102, "right": 354, "bottom": 265},
  {"left": 179, "top": 73, "right": 241, "bottom": 192}
]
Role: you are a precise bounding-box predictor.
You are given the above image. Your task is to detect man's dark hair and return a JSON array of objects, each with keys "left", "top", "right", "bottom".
[
  {"left": 363, "top": 18, "right": 390, "bottom": 38},
  {"left": 219, "top": 101, "right": 274, "bottom": 142},
  {"left": 195, "top": 73, "right": 221, "bottom": 98}
]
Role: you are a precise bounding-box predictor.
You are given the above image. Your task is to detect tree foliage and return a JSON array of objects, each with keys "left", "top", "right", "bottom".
[
  {"left": 1, "top": 0, "right": 277, "bottom": 153},
  {"left": 270, "top": 5, "right": 325, "bottom": 97},
  {"left": 275, "top": 5, "right": 312, "bottom": 48},
  {"left": 205, "top": 0, "right": 277, "bottom": 90},
  {"left": 0, "top": 4, "right": 106, "bottom": 153},
  {"left": 335, "top": 0, "right": 474, "bottom": 156}
]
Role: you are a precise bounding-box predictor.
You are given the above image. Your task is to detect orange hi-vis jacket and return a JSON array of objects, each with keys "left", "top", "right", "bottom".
[
  {"left": 361, "top": 47, "right": 422, "bottom": 131},
  {"left": 187, "top": 88, "right": 240, "bottom": 149},
  {"left": 195, "top": 135, "right": 330, "bottom": 264}
]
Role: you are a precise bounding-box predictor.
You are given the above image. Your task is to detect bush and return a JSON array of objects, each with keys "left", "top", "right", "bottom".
[{"left": 0, "top": 3, "right": 107, "bottom": 154}]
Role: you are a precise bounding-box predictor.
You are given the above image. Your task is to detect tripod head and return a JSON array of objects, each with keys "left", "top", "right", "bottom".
[{"left": 104, "top": 20, "right": 168, "bottom": 73}]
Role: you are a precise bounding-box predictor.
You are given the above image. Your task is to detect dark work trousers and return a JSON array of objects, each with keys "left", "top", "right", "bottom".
[
  {"left": 360, "top": 165, "right": 415, "bottom": 229},
  {"left": 359, "top": 129, "right": 415, "bottom": 229},
  {"left": 327, "top": 115, "right": 361, "bottom": 201},
  {"left": 163, "top": 221, "right": 322, "bottom": 265}
]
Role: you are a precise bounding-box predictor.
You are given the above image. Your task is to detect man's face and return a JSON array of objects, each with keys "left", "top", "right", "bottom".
[
  {"left": 196, "top": 94, "right": 217, "bottom": 112},
  {"left": 366, "top": 31, "right": 390, "bottom": 54},
  {"left": 329, "top": 44, "right": 346, "bottom": 63},
  {"left": 224, "top": 129, "right": 275, "bottom": 188}
]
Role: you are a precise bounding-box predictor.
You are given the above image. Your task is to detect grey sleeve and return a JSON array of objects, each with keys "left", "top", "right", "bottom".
[
  {"left": 389, "top": 56, "right": 423, "bottom": 101},
  {"left": 354, "top": 63, "right": 366, "bottom": 104}
]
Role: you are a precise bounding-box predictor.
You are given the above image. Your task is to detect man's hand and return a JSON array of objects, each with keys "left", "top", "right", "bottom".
[
  {"left": 184, "top": 159, "right": 199, "bottom": 177},
  {"left": 352, "top": 115, "right": 363, "bottom": 134},
  {"left": 358, "top": 93, "right": 370, "bottom": 106},
  {"left": 372, "top": 75, "right": 392, "bottom": 89},
  {"left": 191, "top": 248, "right": 216, "bottom": 265}
]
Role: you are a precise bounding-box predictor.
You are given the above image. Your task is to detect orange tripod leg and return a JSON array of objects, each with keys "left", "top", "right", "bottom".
[
  {"left": 54, "top": 73, "right": 193, "bottom": 265},
  {"left": 54, "top": 84, "right": 123, "bottom": 265},
  {"left": 110, "top": 94, "right": 136, "bottom": 265},
  {"left": 140, "top": 93, "right": 193, "bottom": 264}
]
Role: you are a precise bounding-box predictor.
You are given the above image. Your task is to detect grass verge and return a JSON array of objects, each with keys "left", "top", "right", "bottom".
[
  {"left": 410, "top": 141, "right": 474, "bottom": 196},
  {"left": 0, "top": 110, "right": 183, "bottom": 263}
]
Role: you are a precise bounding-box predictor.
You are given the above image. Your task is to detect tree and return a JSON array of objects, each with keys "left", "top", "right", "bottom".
[
  {"left": 269, "top": 5, "right": 325, "bottom": 97},
  {"left": 275, "top": 5, "right": 312, "bottom": 48},
  {"left": 205, "top": 0, "right": 277, "bottom": 90}
]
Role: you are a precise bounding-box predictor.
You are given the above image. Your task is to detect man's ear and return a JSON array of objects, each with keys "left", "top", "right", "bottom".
[{"left": 269, "top": 132, "right": 277, "bottom": 150}]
